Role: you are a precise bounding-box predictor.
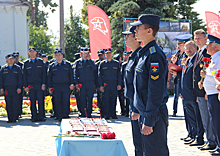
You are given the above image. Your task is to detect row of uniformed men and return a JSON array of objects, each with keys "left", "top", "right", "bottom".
[
  {"left": 170, "top": 30, "right": 220, "bottom": 155},
  {"left": 0, "top": 46, "right": 133, "bottom": 123}
]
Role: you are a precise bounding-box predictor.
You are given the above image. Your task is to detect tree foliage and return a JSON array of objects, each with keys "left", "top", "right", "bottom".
[
  {"left": 29, "top": 23, "right": 53, "bottom": 56},
  {"left": 64, "top": 6, "right": 86, "bottom": 62}
]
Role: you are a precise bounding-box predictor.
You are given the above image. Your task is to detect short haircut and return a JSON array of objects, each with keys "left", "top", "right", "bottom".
[
  {"left": 184, "top": 40, "right": 197, "bottom": 48},
  {"left": 194, "top": 29, "right": 206, "bottom": 38},
  {"left": 144, "top": 24, "right": 159, "bottom": 37}
]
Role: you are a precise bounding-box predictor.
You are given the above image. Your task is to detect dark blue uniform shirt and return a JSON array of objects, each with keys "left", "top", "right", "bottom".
[
  {"left": 22, "top": 58, "right": 47, "bottom": 87},
  {"left": 134, "top": 40, "right": 168, "bottom": 127},
  {"left": 73, "top": 59, "right": 96, "bottom": 84},
  {"left": 98, "top": 59, "right": 122, "bottom": 87},
  {"left": 47, "top": 59, "right": 74, "bottom": 88},
  {"left": 0, "top": 64, "right": 22, "bottom": 89}
]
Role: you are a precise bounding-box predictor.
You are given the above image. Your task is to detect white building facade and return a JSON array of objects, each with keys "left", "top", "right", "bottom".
[{"left": 0, "top": 0, "right": 29, "bottom": 65}]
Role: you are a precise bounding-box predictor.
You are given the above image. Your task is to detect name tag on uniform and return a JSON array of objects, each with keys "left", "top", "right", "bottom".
[
  {"left": 27, "top": 67, "right": 32, "bottom": 69},
  {"left": 64, "top": 68, "right": 68, "bottom": 70},
  {"left": 113, "top": 67, "right": 117, "bottom": 69},
  {"left": 13, "top": 71, "right": 18, "bottom": 74},
  {"left": 103, "top": 67, "right": 107, "bottom": 69},
  {"left": 52, "top": 69, "right": 57, "bottom": 71},
  {"left": 3, "top": 72, "right": 8, "bottom": 74},
  {"left": 78, "top": 66, "right": 83, "bottom": 68},
  {"left": 135, "top": 68, "right": 143, "bottom": 73},
  {"left": 37, "top": 66, "right": 42, "bottom": 68},
  {"left": 87, "top": 65, "right": 91, "bottom": 67}
]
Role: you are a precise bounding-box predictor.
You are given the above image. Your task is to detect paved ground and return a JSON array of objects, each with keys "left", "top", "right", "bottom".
[{"left": 0, "top": 97, "right": 212, "bottom": 156}]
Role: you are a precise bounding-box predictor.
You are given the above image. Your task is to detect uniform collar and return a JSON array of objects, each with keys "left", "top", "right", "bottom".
[
  {"left": 105, "top": 59, "right": 112, "bottom": 63},
  {"left": 139, "top": 40, "right": 156, "bottom": 56},
  {"left": 211, "top": 51, "right": 220, "bottom": 64},
  {"left": 54, "top": 59, "right": 66, "bottom": 66},
  {"left": 29, "top": 57, "right": 38, "bottom": 62},
  {"left": 130, "top": 46, "right": 142, "bottom": 58},
  {"left": 5, "top": 64, "right": 15, "bottom": 68}
]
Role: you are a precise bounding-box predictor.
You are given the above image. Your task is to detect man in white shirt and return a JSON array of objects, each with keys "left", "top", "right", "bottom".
[{"left": 200, "top": 34, "right": 220, "bottom": 155}]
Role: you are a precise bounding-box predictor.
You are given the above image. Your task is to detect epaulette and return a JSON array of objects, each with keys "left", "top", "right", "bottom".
[
  {"left": 122, "top": 61, "right": 127, "bottom": 66},
  {"left": 100, "top": 60, "right": 105, "bottom": 63},
  {"left": 49, "top": 62, "right": 55, "bottom": 66},
  {"left": 2, "top": 64, "right": 7, "bottom": 68},
  {"left": 149, "top": 46, "right": 156, "bottom": 54},
  {"left": 113, "top": 59, "right": 119, "bottom": 63},
  {"left": 23, "top": 59, "right": 29, "bottom": 63}
]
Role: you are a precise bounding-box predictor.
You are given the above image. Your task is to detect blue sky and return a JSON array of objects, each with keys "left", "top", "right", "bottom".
[{"left": 43, "top": 0, "right": 220, "bottom": 36}]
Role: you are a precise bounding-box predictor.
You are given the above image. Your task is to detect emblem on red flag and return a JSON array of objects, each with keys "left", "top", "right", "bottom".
[{"left": 90, "top": 17, "right": 108, "bottom": 35}]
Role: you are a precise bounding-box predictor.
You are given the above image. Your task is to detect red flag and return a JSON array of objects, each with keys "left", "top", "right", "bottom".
[
  {"left": 205, "top": 11, "right": 220, "bottom": 38},
  {"left": 88, "top": 5, "right": 111, "bottom": 60}
]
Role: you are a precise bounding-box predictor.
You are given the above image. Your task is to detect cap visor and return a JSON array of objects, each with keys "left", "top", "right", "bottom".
[{"left": 130, "top": 21, "right": 142, "bottom": 26}]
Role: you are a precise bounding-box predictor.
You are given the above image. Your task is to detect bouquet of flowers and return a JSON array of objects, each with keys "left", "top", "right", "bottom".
[{"left": 200, "top": 57, "right": 211, "bottom": 84}]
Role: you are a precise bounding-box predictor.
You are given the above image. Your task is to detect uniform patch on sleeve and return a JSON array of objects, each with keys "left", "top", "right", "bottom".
[
  {"left": 150, "top": 46, "right": 156, "bottom": 54},
  {"left": 151, "top": 75, "right": 159, "bottom": 80},
  {"left": 151, "top": 63, "right": 159, "bottom": 73}
]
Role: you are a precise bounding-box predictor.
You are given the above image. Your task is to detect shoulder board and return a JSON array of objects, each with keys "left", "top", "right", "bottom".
[
  {"left": 95, "top": 61, "right": 100, "bottom": 65},
  {"left": 2, "top": 64, "right": 7, "bottom": 68},
  {"left": 100, "top": 60, "right": 105, "bottom": 63},
  {"left": 23, "top": 59, "right": 29, "bottom": 63},
  {"left": 49, "top": 62, "right": 55, "bottom": 66},
  {"left": 75, "top": 58, "right": 81, "bottom": 63},
  {"left": 150, "top": 46, "right": 156, "bottom": 54},
  {"left": 37, "top": 58, "right": 43, "bottom": 61},
  {"left": 122, "top": 62, "right": 127, "bottom": 65},
  {"left": 113, "top": 59, "right": 119, "bottom": 63}
]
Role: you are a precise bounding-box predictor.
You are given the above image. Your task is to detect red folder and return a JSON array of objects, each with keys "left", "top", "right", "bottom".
[{"left": 168, "top": 63, "right": 183, "bottom": 72}]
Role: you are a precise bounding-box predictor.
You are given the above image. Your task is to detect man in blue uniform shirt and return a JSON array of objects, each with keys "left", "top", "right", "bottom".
[
  {"left": 73, "top": 47, "right": 96, "bottom": 118},
  {"left": 23, "top": 47, "right": 47, "bottom": 122},
  {"left": 131, "top": 14, "right": 169, "bottom": 156},
  {"left": 13, "top": 51, "right": 24, "bottom": 119},
  {"left": 122, "top": 26, "right": 143, "bottom": 156},
  {"left": 47, "top": 49, "right": 74, "bottom": 122},
  {"left": 98, "top": 48, "right": 122, "bottom": 119},
  {"left": 0, "top": 54, "right": 22, "bottom": 123}
]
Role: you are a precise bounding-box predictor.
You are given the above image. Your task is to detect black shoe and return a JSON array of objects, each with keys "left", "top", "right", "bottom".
[
  {"left": 31, "top": 119, "right": 38, "bottom": 122},
  {"left": 112, "top": 116, "right": 118, "bottom": 119},
  {"left": 11, "top": 120, "right": 17, "bottom": 123},
  {"left": 105, "top": 117, "right": 110, "bottom": 120},
  {"left": 50, "top": 114, "right": 56, "bottom": 118},
  {"left": 189, "top": 140, "right": 204, "bottom": 146},
  {"left": 184, "top": 139, "right": 195, "bottom": 145},
  {"left": 200, "top": 144, "right": 216, "bottom": 150},
  {"left": 180, "top": 136, "right": 189, "bottom": 140},
  {"left": 121, "top": 113, "right": 125, "bottom": 116},
  {"left": 7, "top": 120, "right": 12, "bottom": 123},
  {"left": 38, "top": 118, "right": 46, "bottom": 122},
  {"left": 55, "top": 117, "right": 59, "bottom": 120},
  {"left": 172, "top": 113, "right": 176, "bottom": 117},
  {"left": 184, "top": 137, "right": 193, "bottom": 142},
  {"left": 210, "top": 150, "right": 218, "bottom": 153},
  {"left": 211, "top": 151, "right": 220, "bottom": 155}
]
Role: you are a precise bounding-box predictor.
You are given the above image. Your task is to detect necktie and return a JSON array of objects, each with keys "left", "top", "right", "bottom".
[
  {"left": 184, "top": 58, "right": 190, "bottom": 73},
  {"left": 193, "top": 49, "right": 201, "bottom": 68}
]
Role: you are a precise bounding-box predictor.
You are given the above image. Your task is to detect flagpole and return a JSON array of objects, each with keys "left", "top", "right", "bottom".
[{"left": 60, "top": 0, "right": 65, "bottom": 54}]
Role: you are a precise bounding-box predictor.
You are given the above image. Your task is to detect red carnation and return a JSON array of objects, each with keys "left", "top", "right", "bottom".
[
  {"left": 216, "top": 73, "right": 220, "bottom": 78},
  {"left": 204, "top": 63, "right": 209, "bottom": 68},
  {"left": 106, "top": 132, "right": 112, "bottom": 139},
  {"left": 49, "top": 88, "right": 54, "bottom": 92},
  {"left": 78, "top": 84, "right": 82, "bottom": 88},
  {"left": 28, "top": 85, "right": 33, "bottom": 89},
  {"left": 110, "top": 132, "right": 116, "bottom": 139},
  {"left": 218, "top": 70, "right": 220, "bottom": 74},
  {"left": 202, "top": 57, "right": 211, "bottom": 62},
  {"left": 5, "top": 90, "right": 8, "bottom": 96},
  {"left": 101, "top": 133, "right": 107, "bottom": 139},
  {"left": 104, "top": 83, "right": 107, "bottom": 86}
]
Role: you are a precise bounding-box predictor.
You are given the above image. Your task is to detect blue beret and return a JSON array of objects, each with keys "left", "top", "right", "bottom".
[
  {"left": 28, "top": 47, "right": 36, "bottom": 51},
  {"left": 55, "top": 47, "right": 62, "bottom": 51},
  {"left": 5, "top": 54, "right": 15, "bottom": 59},
  {"left": 113, "top": 54, "right": 121, "bottom": 61},
  {"left": 207, "top": 34, "right": 220, "bottom": 45},
  {"left": 42, "top": 54, "right": 47, "bottom": 58},
  {"left": 105, "top": 48, "right": 112, "bottom": 53},
  {"left": 13, "top": 51, "right": 20, "bottom": 56},
  {"left": 122, "top": 26, "right": 136, "bottom": 35},
  {"left": 174, "top": 34, "right": 192, "bottom": 45},
  {"left": 131, "top": 14, "right": 160, "bottom": 27},
  {"left": 97, "top": 49, "right": 105, "bottom": 55}
]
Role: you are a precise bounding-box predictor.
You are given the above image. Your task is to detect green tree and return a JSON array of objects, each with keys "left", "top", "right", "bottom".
[
  {"left": 29, "top": 23, "right": 54, "bottom": 56},
  {"left": 27, "top": 0, "right": 58, "bottom": 27},
  {"left": 64, "top": 5, "right": 86, "bottom": 62}
]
